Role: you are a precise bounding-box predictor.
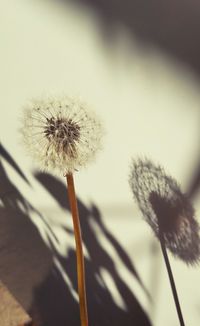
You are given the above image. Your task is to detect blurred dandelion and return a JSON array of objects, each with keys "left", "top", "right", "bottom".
[
  {"left": 21, "top": 95, "right": 104, "bottom": 326},
  {"left": 129, "top": 158, "right": 200, "bottom": 326}
]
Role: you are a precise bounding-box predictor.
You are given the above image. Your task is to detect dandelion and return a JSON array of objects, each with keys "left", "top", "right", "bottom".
[
  {"left": 21, "top": 95, "right": 104, "bottom": 326},
  {"left": 129, "top": 158, "right": 200, "bottom": 326},
  {"left": 21, "top": 96, "right": 103, "bottom": 175}
]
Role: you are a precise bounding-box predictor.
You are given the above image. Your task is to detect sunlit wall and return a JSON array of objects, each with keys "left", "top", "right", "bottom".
[{"left": 1, "top": 0, "right": 200, "bottom": 325}]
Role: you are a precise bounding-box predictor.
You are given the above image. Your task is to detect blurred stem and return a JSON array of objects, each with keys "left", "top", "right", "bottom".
[
  {"left": 159, "top": 228, "right": 185, "bottom": 326},
  {"left": 66, "top": 173, "right": 88, "bottom": 326}
]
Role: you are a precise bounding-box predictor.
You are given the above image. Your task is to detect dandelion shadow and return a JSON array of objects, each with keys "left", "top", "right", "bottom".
[{"left": 34, "top": 171, "right": 151, "bottom": 326}]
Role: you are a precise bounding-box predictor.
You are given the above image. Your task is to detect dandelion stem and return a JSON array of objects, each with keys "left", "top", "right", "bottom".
[
  {"left": 66, "top": 173, "right": 88, "bottom": 326},
  {"left": 159, "top": 227, "right": 185, "bottom": 326}
]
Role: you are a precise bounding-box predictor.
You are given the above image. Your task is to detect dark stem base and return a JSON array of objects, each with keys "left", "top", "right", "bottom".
[{"left": 159, "top": 229, "right": 185, "bottom": 326}]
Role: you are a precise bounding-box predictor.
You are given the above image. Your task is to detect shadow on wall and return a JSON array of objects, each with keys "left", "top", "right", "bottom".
[
  {"left": 0, "top": 143, "right": 151, "bottom": 326},
  {"left": 188, "top": 159, "right": 200, "bottom": 200},
  {"left": 65, "top": 0, "right": 200, "bottom": 75},
  {"left": 58, "top": 0, "right": 200, "bottom": 200},
  {"left": 0, "top": 143, "right": 53, "bottom": 312},
  {"left": 34, "top": 172, "right": 151, "bottom": 326}
]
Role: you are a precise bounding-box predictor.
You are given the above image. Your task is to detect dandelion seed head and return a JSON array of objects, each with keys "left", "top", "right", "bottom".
[
  {"left": 129, "top": 158, "right": 200, "bottom": 265},
  {"left": 21, "top": 96, "right": 103, "bottom": 174}
]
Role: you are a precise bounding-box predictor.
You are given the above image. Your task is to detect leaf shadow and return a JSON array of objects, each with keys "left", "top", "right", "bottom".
[
  {"left": 0, "top": 149, "right": 53, "bottom": 314},
  {"left": 34, "top": 171, "right": 152, "bottom": 326},
  {"left": 64, "top": 0, "right": 200, "bottom": 76},
  {"left": 0, "top": 144, "right": 152, "bottom": 325}
]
